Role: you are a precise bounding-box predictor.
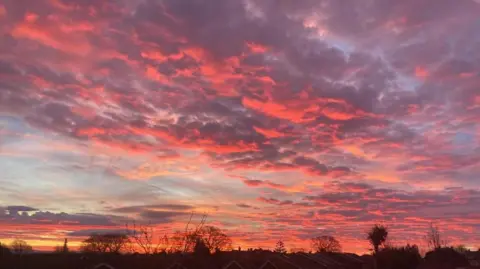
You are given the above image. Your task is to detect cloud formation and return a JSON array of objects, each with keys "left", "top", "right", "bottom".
[{"left": 0, "top": 0, "right": 479, "bottom": 252}]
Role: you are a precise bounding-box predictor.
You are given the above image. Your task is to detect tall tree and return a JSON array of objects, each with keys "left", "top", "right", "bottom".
[
  {"left": 81, "top": 234, "right": 129, "bottom": 253},
  {"left": 425, "top": 223, "right": 446, "bottom": 250},
  {"left": 62, "top": 238, "right": 69, "bottom": 253},
  {"left": 311, "top": 236, "right": 342, "bottom": 253},
  {"left": 368, "top": 225, "right": 388, "bottom": 269},
  {"left": 274, "top": 240, "right": 287, "bottom": 254},
  {"left": 367, "top": 224, "right": 388, "bottom": 254},
  {"left": 54, "top": 238, "right": 69, "bottom": 253},
  {"left": 127, "top": 222, "right": 162, "bottom": 254},
  {"left": 10, "top": 239, "right": 33, "bottom": 254},
  {"left": 63, "top": 238, "right": 68, "bottom": 253}
]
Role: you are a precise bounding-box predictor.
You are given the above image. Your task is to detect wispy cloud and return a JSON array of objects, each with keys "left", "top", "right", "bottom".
[{"left": 0, "top": 0, "right": 479, "bottom": 253}]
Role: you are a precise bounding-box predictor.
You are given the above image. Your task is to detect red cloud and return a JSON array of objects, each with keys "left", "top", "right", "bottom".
[{"left": 1, "top": 0, "right": 480, "bottom": 253}]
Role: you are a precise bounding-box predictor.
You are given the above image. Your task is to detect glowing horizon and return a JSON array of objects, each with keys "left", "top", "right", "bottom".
[{"left": 1, "top": 0, "right": 480, "bottom": 254}]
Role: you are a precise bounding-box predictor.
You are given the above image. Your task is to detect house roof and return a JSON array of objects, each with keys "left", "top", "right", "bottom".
[
  {"left": 222, "top": 260, "right": 246, "bottom": 269},
  {"left": 328, "top": 253, "right": 365, "bottom": 265},
  {"left": 259, "top": 260, "right": 278, "bottom": 269},
  {"left": 92, "top": 263, "right": 116, "bottom": 269},
  {"left": 284, "top": 254, "right": 327, "bottom": 269},
  {"left": 314, "top": 253, "right": 346, "bottom": 267}
]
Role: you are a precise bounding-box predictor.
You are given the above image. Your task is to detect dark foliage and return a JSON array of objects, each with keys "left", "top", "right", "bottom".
[
  {"left": 377, "top": 244, "right": 422, "bottom": 269},
  {"left": 425, "top": 223, "right": 447, "bottom": 250},
  {"left": 368, "top": 225, "right": 388, "bottom": 254},
  {"left": 1, "top": 242, "right": 12, "bottom": 256},
  {"left": 81, "top": 234, "right": 129, "bottom": 254},
  {"left": 274, "top": 240, "right": 286, "bottom": 254},
  {"left": 311, "top": 236, "right": 342, "bottom": 253},
  {"left": 193, "top": 239, "right": 211, "bottom": 256},
  {"left": 10, "top": 239, "right": 33, "bottom": 254},
  {"left": 424, "top": 247, "right": 469, "bottom": 269}
]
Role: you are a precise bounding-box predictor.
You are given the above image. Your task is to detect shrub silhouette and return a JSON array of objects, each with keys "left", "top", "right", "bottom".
[
  {"left": 377, "top": 244, "right": 422, "bottom": 269},
  {"left": 10, "top": 239, "right": 33, "bottom": 254},
  {"left": 424, "top": 247, "right": 469, "bottom": 269},
  {"left": 0, "top": 241, "right": 12, "bottom": 256},
  {"left": 81, "top": 234, "right": 129, "bottom": 253},
  {"left": 193, "top": 238, "right": 210, "bottom": 256},
  {"left": 311, "top": 236, "right": 342, "bottom": 253}
]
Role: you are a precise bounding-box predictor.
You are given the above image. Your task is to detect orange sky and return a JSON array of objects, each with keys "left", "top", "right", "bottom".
[{"left": 1, "top": 0, "right": 480, "bottom": 254}]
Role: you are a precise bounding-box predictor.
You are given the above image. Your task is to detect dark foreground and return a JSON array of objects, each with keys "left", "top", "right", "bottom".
[
  {"left": 2, "top": 249, "right": 480, "bottom": 269},
  {"left": 1, "top": 251, "right": 368, "bottom": 269}
]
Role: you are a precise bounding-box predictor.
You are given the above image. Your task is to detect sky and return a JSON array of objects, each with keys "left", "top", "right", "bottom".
[{"left": 0, "top": 0, "right": 480, "bottom": 254}]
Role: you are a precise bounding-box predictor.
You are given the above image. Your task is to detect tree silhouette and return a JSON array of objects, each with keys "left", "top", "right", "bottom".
[
  {"left": 367, "top": 224, "right": 388, "bottom": 269},
  {"left": 54, "top": 238, "right": 69, "bottom": 253},
  {"left": 425, "top": 223, "right": 447, "bottom": 250},
  {"left": 197, "top": 226, "right": 232, "bottom": 253},
  {"left": 377, "top": 244, "right": 422, "bottom": 269},
  {"left": 193, "top": 238, "right": 210, "bottom": 256},
  {"left": 81, "top": 234, "right": 129, "bottom": 253},
  {"left": 274, "top": 240, "right": 286, "bottom": 254},
  {"left": 165, "top": 225, "right": 232, "bottom": 253},
  {"left": 63, "top": 238, "right": 69, "bottom": 253},
  {"left": 455, "top": 244, "right": 468, "bottom": 254},
  {"left": 0, "top": 241, "right": 12, "bottom": 256},
  {"left": 311, "top": 236, "right": 342, "bottom": 253},
  {"left": 10, "top": 239, "right": 33, "bottom": 254},
  {"left": 367, "top": 224, "right": 388, "bottom": 254},
  {"left": 425, "top": 247, "right": 469, "bottom": 269},
  {"left": 168, "top": 231, "right": 189, "bottom": 253},
  {"left": 127, "top": 222, "right": 162, "bottom": 254}
]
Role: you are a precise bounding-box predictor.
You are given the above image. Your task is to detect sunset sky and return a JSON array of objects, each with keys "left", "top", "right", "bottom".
[{"left": 1, "top": 0, "right": 480, "bottom": 253}]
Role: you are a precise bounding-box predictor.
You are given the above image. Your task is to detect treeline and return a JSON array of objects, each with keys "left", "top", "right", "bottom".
[
  {"left": 1, "top": 239, "right": 33, "bottom": 255},
  {"left": 1, "top": 221, "right": 478, "bottom": 269},
  {"left": 78, "top": 224, "right": 232, "bottom": 255},
  {"left": 365, "top": 223, "right": 476, "bottom": 269}
]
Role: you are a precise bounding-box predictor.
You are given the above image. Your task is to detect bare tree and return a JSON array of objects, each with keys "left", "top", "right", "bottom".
[
  {"left": 127, "top": 222, "right": 163, "bottom": 254},
  {"left": 425, "top": 223, "right": 447, "bottom": 250},
  {"left": 81, "top": 234, "right": 129, "bottom": 253},
  {"left": 196, "top": 226, "right": 232, "bottom": 252},
  {"left": 156, "top": 214, "right": 208, "bottom": 254},
  {"left": 164, "top": 225, "right": 232, "bottom": 253},
  {"left": 274, "top": 240, "right": 287, "bottom": 254},
  {"left": 54, "top": 238, "right": 69, "bottom": 253},
  {"left": 193, "top": 238, "right": 210, "bottom": 256},
  {"left": 144, "top": 213, "right": 230, "bottom": 254},
  {"left": 10, "top": 239, "right": 33, "bottom": 254},
  {"left": 169, "top": 231, "right": 191, "bottom": 253},
  {"left": 311, "top": 236, "right": 342, "bottom": 253},
  {"left": 182, "top": 213, "right": 207, "bottom": 253}
]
